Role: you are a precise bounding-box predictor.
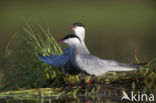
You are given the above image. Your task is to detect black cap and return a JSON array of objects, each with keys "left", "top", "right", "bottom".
[
  {"left": 63, "top": 34, "right": 81, "bottom": 42},
  {"left": 73, "top": 22, "right": 85, "bottom": 27}
]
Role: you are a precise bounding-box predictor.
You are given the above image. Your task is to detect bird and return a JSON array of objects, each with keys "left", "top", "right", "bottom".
[
  {"left": 39, "top": 22, "right": 87, "bottom": 75},
  {"left": 57, "top": 34, "right": 141, "bottom": 86},
  {"left": 59, "top": 34, "right": 138, "bottom": 76}
]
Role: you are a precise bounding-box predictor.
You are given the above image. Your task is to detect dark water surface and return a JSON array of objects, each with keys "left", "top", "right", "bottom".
[{"left": 0, "top": 95, "right": 122, "bottom": 103}]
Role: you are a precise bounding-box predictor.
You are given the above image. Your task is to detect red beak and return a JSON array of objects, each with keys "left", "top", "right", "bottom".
[
  {"left": 69, "top": 25, "right": 76, "bottom": 29},
  {"left": 56, "top": 39, "right": 64, "bottom": 43}
]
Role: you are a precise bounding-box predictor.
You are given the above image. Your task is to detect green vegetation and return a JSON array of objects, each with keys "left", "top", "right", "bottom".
[
  {"left": 3, "top": 23, "right": 66, "bottom": 90},
  {"left": 0, "top": 23, "right": 156, "bottom": 101}
]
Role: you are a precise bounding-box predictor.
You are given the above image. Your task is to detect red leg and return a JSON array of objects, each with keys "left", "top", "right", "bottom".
[
  {"left": 88, "top": 77, "right": 93, "bottom": 87},
  {"left": 88, "top": 99, "right": 92, "bottom": 103},
  {"left": 66, "top": 85, "right": 73, "bottom": 89}
]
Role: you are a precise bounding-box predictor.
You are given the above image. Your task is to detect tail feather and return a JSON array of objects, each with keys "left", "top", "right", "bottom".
[
  {"left": 110, "top": 63, "right": 148, "bottom": 72},
  {"left": 111, "top": 66, "right": 136, "bottom": 72}
]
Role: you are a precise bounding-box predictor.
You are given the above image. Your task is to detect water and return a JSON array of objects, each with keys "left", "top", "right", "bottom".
[
  {"left": 0, "top": 95, "right": 122, "bottom": 103},
  {"left": 0, "top": 87, "right": 123, "bottom": 103}
]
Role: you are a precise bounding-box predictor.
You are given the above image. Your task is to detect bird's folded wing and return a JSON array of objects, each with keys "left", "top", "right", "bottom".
[
  {"left": 76, "top": 55, "right": 136, "bottom": 76},
  {"left": 39, "top": 48, "right": 70, "bottom": 68}
]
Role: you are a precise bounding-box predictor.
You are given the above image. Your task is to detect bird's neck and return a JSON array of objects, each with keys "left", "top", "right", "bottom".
[
  {"left": 74, "top": 31, "right": 85, "bottom": 41},
  {"left": 71, "top": 43, "right": 89, "bottom": 55}
]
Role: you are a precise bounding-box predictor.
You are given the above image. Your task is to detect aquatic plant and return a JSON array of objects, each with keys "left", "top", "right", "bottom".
[{"left": 2, "top": 23, "right": 74, "bottom": 90}]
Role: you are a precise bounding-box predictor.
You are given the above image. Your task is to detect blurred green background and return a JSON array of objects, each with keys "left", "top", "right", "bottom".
[{"left": 0, "top": 0, "right": 156, "bottom": 77}]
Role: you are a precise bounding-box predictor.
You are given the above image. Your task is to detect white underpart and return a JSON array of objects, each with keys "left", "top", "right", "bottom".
[{"left": 73, "top": 26, "right": 85, "bottom": 41}]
